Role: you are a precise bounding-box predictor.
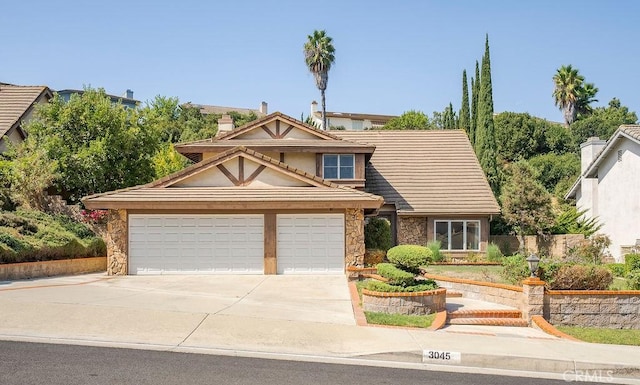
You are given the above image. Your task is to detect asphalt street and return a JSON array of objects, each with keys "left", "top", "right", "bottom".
[{"left": 0, "top": 341, "right": 575, "bottom": 385}]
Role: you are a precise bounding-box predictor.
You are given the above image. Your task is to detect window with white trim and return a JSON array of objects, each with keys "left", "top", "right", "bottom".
[
  {"left": 435, "top": 220, "right": 480, "bottom": 251},
  {"left": 323, "top": 154, "right": 354, "bottom": 179}
]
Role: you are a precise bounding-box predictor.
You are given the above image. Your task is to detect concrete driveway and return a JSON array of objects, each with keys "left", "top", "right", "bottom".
[{"left": 0, "top": 273, "right": 356, "bottom": 325}]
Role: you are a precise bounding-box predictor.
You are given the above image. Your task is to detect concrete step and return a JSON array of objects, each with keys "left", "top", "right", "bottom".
[
  {"left": 447, "top": 317, "right": 529, "bottom": 327},
  {"left": 447, "top": 309, "right": 523, "bottom": 319},
  {"left": 445, "top": 291, "right": 463, "bottom": 298}
]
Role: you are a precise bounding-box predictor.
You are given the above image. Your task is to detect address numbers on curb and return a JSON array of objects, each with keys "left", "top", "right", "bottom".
[{"left": 423, "top": 350, "right": 461, "bottom": 364}]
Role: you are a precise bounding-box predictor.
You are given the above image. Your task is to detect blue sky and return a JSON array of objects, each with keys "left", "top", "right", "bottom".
[{"left": 2, "top": 1, "right": 638, "bottom": 123}]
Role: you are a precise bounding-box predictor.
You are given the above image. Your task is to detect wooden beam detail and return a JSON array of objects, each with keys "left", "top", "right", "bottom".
[
  {"left": 243, "top": 165, "right": 266, "bottom": 185},
  {"left": 216, "top": 164, "right": 240, "bottom": 186},
  {"left": 264, "top": 213, "right": 277, "bottom": 274},
  {"left": 238, "top": 157, "right": 244, "bottom": 184},
  {"left": 280, "top": 125, "right": 294, "bottom": 138},
  {"left": 261, "top": 125, "right": 277, "bottom": 139},
  {"left": 279, "top": 153, "right": 285, "bottom": 163},
  {"left": 355, "top": 154, "right": 365, "bottom": 180},
  {"left": 275, "top": 120, "right": 280, "bottom": 137},
  {"left": 316, "top": 153, "right": 323, "bottom": 177}
]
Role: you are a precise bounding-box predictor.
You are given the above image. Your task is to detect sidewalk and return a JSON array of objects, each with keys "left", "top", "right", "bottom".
[{"left": 1, "top": 274, "right": 639, "bottom": 383}]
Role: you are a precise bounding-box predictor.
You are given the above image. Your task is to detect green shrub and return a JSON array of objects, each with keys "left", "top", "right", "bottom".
[
  {"left": 427, "top": 241, "right": 445, "bottom": 262},
  {"left": 501, "top": 254, "right": 530, "bottom": 284},
  {"left": 565, "top": 234, "right": 611, "bottom": 264},
  {"left": 626, "top": 270, "right": 640, "bottom": 290},
  {"left": 86, "top": 237, "right": 107, "bottom": 257},
  {"left": 625, "top": 254, "right": 640, "bottom": 273},
  {"left": 548, "top": 264, "right": 613, "bottom": 290},
  {"left": 0, "top": 231, "right": 32, "bottom": 253},
  {"left": 364, "top": 217, "right": 392, "bottom": 251},
  {"left": 486, "top": 243, "right": 504, "bottom": 262},
  {"left": 387, "top": 245, "right": 432, "bottom": 273},
  {"left": 605, "top": 263, "right": 627, "bottom": 278},
  {"left": 364, "top": 280, "right": 438, "bottom": 293},
  {"left": 364, "top": 249, "right": 386, "bottom": 266},
  {"left": 376, "top": 263, "right": 416, "bottom": 287},
  {"left": 54, "top": 214, "right": 95, "bottom": 239},
  {"left": 0, "top": 213, "right": 38, "bottom": 235}
]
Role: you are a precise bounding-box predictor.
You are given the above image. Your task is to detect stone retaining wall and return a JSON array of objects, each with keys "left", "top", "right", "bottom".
[
  {"left": 424, "top": 274, "right": 523, "bottom": 310},
  {"left": 0, "top": 257, "right": 106, "bottom": 281},
  {"left": 362, "top": 288, "right": 446, "bottom": 315},
  {"left": 545, "top": 290, "right": 640, "bottom": 329}
]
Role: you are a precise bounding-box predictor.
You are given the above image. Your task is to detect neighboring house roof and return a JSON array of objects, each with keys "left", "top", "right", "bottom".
[
  {"left": 335, "top": 130, "right": 501, "bottom": 216},
  {"left": 175, "top": 112, "right": 375, "bottom": 155},
  {"left": 565, "top": 125, "right": 640, "bottom": 199},
  {"left": 0, "top": 84, "right": 51, "bottom": 139},
  {"left": 184, "top": 103, "right": 266, "bottom": 117},
  {"left": 56, "top": 89, "right": 140, "bottom": 106},
  {"left": 83, "top": 146, "right": 383, "bottom": 210}
]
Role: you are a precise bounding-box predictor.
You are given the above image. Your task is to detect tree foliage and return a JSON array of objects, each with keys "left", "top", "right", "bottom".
[
  {"left": 569, "top": 98, "right": 638, "bottom": 146},
  {"left": 303, "top": 30, "right": 335, "bottom": 130},
  {"left": 474, "top": 35, "right": 498, "bottom": 193},
  {"left": 25, "top": 88, "right": 159, "bottom": 203},
  {"left": 528, "top": 152, "right": 580, "bottom": 197},
  {"left": 459, "top": 70, "right": 471, "bottom": 137},
  {"left": 500, "top": 160, "right": 554, "bottom": 251},
  {"left": 381, "top": 110, "right": 432, "bottom": 130},
  {"left": 152, "top": 143, "right": 189, "bottom": 179},
  {"left": 470, "top": 60, "right": 480, "bottom": 147},
  {"left": 553, "top": 64, "right": 598, "bottom": 126}
]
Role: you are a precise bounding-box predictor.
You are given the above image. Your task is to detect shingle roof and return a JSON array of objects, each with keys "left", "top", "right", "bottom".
[
  {"left": 0, "top": 84, "right": 51, "bottom": 137},
  {"left": 620, "top": 125, "right": 640, "bottom": 141},
  {"left": 334, "top": 130, "right": 500, "bottom": 215}
]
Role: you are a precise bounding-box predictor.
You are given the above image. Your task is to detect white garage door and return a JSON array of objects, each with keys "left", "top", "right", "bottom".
[
  {"left": 129, "top": 214, "right": 264, "bottom": 275},
  {"left": 277, "top": 214, "right": 344, "bottom": 274}
]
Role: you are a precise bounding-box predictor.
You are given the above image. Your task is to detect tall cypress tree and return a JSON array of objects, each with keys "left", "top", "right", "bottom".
[
  {"left": 459, "top": 70, "right": 470, "bottom": 136},
  {"left": 475, "top": 34, "right": 499, "bottom": 193},
  {"left": 470, "top": 60, "right": 480, "bottom": 146}
]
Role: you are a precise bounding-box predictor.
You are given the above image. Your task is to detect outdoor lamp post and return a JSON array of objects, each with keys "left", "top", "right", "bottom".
[{"left": 526, "top": 253, "right": 540, "bottom": 278}]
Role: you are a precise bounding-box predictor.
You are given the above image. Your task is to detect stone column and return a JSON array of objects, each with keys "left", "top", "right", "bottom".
[
  {"left": 397, "top": 216, "right": 427, "bottom": 245},
  {"left": 105, "top": 209, "right": 128, "bottom": 276},
  {"left": 522, "top": 277, "right": 545, "bottom": 323},
  {"left": 344, "top": 209, "right": 365, "bottom": 267}
]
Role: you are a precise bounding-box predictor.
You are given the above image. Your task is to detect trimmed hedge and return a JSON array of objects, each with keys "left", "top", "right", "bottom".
[
  {"left": 364, "top": 217, "right": 392, "bottom": 251},
  {"left": 387, "top": 245, "right": 432, "bottom": 272},
  {"left": 625, "top": 254, "right": 640, "bottom": 273},
  {"left": 548, "top": 264, "right": 613, "bottom": 290},
  {"left": 365, "top": 280, "right": 438, "bottom": 293},
  {"left": 376, "top": 263, "right": 416, "bottom": 287}
]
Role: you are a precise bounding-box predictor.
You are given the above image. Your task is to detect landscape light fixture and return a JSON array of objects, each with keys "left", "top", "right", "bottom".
[{"left": 526, "top": 253, "right": 540, "bottom": 278}]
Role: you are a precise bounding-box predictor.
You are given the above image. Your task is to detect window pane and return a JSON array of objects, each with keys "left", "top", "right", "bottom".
[
  {"left": 451, "top": 221, "right": 464, "bottom": 250},
  {"left": 339, "top": 154, "right": 354, "bottom": 167},
  {"left": 466, "top": 221, "right": 480, "bottom": 250},
  {"left": 435, "top": 222, "right": 449, "bottom": 250},
  {"left": 340, "top": 166, "right": 354, "bottom": 179},
  {"left": 324, "top": 155, "right": 338, "bottom": 167},
  {"left": 324, "top": 167, "right": 338, "bottom": 179}
]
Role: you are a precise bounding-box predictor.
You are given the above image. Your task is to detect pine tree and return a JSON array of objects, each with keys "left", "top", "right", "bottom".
[
  {"left": 459, "top": 70, "right": 471, "bottom": 136},
  {"left": 475, "top": 34, "right": 499, "bottom": 193},
  {"left": 470, "top": 60, "right": 480, "bottom": 146}
]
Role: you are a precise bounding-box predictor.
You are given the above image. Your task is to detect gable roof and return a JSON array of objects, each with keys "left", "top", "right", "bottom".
[
  {"left": 334, "top": 130, "right": 500, "bottom": 216},
  {"left": 184, "top": 102, "right": 266, "bottom": 117},
  {"left": 565, "top": 125, "right": 640, "bottom": 199},
  {"left": 175, "top": 112, "right": 375, "bottom": 155},
  {"left": 83, "top": 146, "right": 383, "bottom": 210},
  {"left": 0, "top": 84, "right": 52, "bottom": 138}
]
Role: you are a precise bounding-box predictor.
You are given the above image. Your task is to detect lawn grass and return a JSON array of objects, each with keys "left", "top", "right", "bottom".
[
  {"left": 365, "top": 311, "right": 436, "bottom": 328},
  {"left": 609, "top": 277, "right": 630, "bottom": 290},
  {"left": 556, "top": 326, "right": 640, "bottom": 346},
  {"left": 423, "top": 264, "right": 507, "bottom": 284}
]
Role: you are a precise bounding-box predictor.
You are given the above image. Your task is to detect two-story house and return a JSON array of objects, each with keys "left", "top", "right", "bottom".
[
  {"left": 56, "top": 89, "right": 140, "bottom": 109},
  {"left": 309, "top": 101, "right": 397, "bottom": 130},
  {"left": 83, "top": 112, "right": 499, "bottom": 276},
  {"left": 566, "top": 126, "right": 640, "bottom": 262},
  {"left": 0, "top": 83, "right": 53, "bottom": 153}
]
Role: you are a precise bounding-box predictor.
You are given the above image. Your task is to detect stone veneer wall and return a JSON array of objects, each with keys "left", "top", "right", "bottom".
[
  {"left": 0, "top": 257, "right": 106, "bottom": 280},
  {"left": 397, "top": 216, "right": 427, "bottom": 245},
  {"left": 545, "top": 291, "right": 640, "bottom": 329},
  {"left": 362, "top": 288, "right": 446, "bottom": 315},
  {"left": 106, "top": 209, "right": 128, "bottom": 275},
  {"left": 345, "top": 209, "right": 365, "bottom": 267},
  {"left": 425, "top": 274, "right": 523, "bottom": 310}
]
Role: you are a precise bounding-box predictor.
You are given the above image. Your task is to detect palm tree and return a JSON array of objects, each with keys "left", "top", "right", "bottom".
[
  {"left": 553, "top": 65, "right": 584, "bottom": 126},
  {"left": 304, "top": 30, "right": 335, "bottom": 130},
  {"left": 576, "top": 82, "right": 599, "bottom": 117}
]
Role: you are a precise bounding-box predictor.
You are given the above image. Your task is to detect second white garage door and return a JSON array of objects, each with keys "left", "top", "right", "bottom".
[
  {"left": 129, "top": 214, "right": 264, "bottom": 275},
  {"left": 277, "top": 214, "right": 345, "bottom": 274}
]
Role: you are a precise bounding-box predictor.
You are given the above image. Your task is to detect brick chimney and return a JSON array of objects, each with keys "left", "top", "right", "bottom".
[
  {"left": 217, "top": 114, "right": 234, "bottom": 136},
  {"left": 259, "top": 101, "right": 268, "bottom": 115},
  {"left": 580, "top": 137, "right": 606, "bottom": 173}
]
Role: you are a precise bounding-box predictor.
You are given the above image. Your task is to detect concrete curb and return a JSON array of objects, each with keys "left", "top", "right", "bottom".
[{"left": 531, "top": 315, "right": 582, "bottom": 341}]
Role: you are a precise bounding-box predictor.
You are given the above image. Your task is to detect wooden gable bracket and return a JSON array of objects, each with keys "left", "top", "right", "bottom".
[
  {"left": 216, "top": 156, "right": 267, "bottom": 186},
  {"left": 260, "top": 120, "right": 296, "bottom": 139}
]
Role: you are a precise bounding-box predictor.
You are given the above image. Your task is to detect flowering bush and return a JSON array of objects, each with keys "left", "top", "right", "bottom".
[{"left": 80, "top": 209, "right": 108, "bottom": 224}]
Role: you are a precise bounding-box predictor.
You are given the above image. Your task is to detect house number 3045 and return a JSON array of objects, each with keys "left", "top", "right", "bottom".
[{"left": 423, "top": 350, "right": 461, "bottom": 363}]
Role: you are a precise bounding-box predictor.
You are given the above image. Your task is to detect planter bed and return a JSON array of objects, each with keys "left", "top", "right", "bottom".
[{"left": 362, "top": 287, "right": 447, "bottom": 316}]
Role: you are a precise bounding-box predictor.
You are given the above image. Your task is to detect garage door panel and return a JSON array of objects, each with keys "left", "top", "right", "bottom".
[
  {"left": 129, "top": 214, "right": 264, "bottom": 275},
  {"left": 277, "top": 214, "right": 344, "bottom": 275}
]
